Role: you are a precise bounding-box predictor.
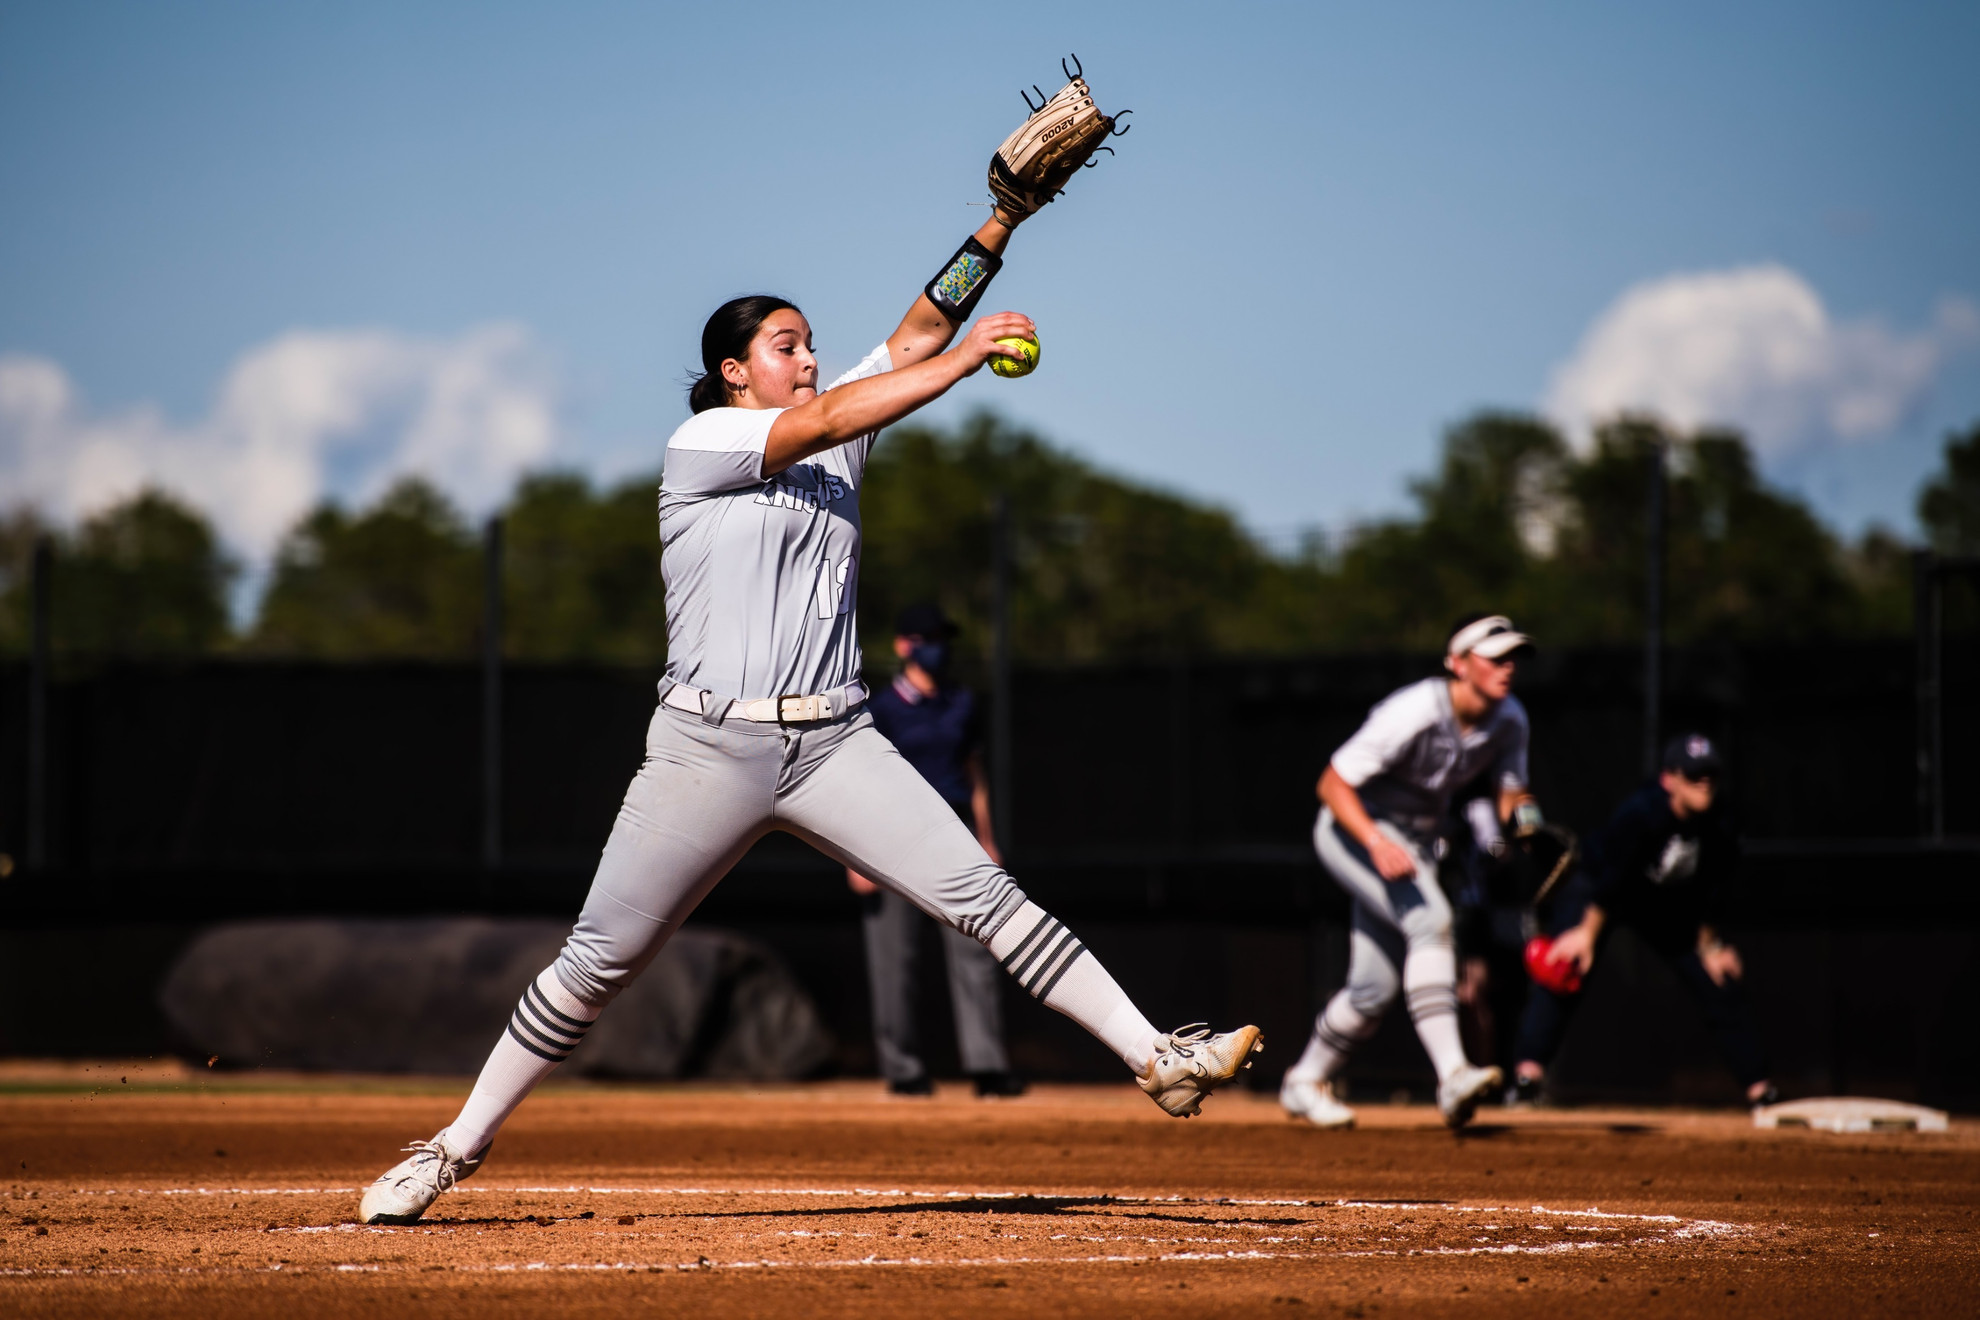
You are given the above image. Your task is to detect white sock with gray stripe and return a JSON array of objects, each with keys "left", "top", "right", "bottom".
[
  {"left": 443, "top": 967, "right": 600, "bottom": 1155},
  {"left": 1402, "top": 942, "right": 1468, "bottom": 1082},
  {"left": 1287, "top": 991, "right": 1380, "bottom": 1085},
  {"left": 987, "top": 901, "right": 1158, "bottom": 1073}
]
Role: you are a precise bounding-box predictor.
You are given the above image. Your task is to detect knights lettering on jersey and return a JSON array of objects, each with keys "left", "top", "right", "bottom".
[{"left": 754, "top": 463, "right": 849, "bottom": 513}]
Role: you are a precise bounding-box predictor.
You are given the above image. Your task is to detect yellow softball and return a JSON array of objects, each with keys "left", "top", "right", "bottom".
[{"left": 991, "top": 334, "right": 1040, "bottom": 379}]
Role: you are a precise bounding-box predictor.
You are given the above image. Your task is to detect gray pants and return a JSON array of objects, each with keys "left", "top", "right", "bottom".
[
  {"left": 1313, "top": 807, "right": 1456, "bottom": 1024},
  {"left": 863, "top": 884, "right": 1012, "bottom": 1082},
  {"left": 551, "top": 699, "right": 1026, "bottom": 1010}
]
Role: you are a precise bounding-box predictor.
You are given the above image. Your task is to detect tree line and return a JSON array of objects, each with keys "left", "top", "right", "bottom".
[{"left": 2, "top": 411, "right": 1975, "bottom": 667}]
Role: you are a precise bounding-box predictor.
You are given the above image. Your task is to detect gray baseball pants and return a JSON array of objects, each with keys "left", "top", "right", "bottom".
[
  {"left": 550, "top": 699, "right": 1028, "bottom": 1010},
  {"left": 1301, "top": 807, "right": 1467, "bottom": 1081},
  {"left": 863, "top": 885, "right": 1012, "bottom": 1082},
  {"left": 1314, "top": 807, "right": 1454, "bottom": 1013}
]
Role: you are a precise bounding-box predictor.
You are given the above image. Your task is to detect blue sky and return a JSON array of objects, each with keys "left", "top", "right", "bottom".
[{"left": 3, "top": 1, "right": 1976, "bottom": 561}]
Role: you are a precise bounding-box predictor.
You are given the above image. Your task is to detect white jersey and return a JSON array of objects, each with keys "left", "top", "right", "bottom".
[
  {"left": 1329, "top": 677, "right": 1529, "bottom": 828},
  {"left": 657, "top": 343, "right": 892, "bottom": 702}
]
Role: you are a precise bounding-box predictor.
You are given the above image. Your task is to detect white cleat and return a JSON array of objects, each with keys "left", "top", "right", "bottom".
[
  {"left": 1437, "top": 1064, "right": 1504, "bottom": 1129},
  {"left": 1281, "top": 1076, "right": 1356, "bottom": 1130},
  {"left": 357, "top": 1132, "right": 488, "bottom": 1225},
  {"left": 1138, "top": 1023, "right": 1264, "bottom": 1117}
]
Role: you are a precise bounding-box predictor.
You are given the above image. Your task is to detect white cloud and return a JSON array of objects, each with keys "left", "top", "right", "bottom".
[
  {"left": 1543, "top": 265, "right": 1977, "bottom": 456},
  {"left": 0, "top": 323, "right": 561, "bottom": 559}
]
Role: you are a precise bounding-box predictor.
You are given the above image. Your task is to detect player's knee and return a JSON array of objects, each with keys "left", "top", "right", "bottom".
[
  {"left": 938, "top": 870, "right": 1027, "bottom": 945},
  {"left": 550, "top": 945, "right": 627, "bottom": 1012},
  {"left": 1346, "top": 972, "right": 1399, "bottom": 1018},
  {"left": 1401, "top": 908, "right": 1453, "bottom": 949}
]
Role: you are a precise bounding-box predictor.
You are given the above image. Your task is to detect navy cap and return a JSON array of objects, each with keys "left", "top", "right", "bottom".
[
  {"left": 1662, "top": 733, "right": 1723, "bottom": 778},
  {"left": 894, "top": 602, "right": 958, "bottom": 639}
]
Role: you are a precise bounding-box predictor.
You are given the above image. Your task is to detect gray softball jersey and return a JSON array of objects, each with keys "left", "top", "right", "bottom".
[
  {"left": 1329, "top": 677, "right": 1530, "bottom": 827},
  {"left": 659, "top": 344, "right": 891, "bottom": 702}
]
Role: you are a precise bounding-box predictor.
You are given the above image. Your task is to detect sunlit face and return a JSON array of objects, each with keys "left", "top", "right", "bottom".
[
  {"left": 721, "top": 309, "right": 817, "bottom": 409},
  {"left": 1450, "top": 648, "right": 1516, "bottom": 702},
  {"left": 1661, "top": 769, "right": 1716, "bottom": 818}
]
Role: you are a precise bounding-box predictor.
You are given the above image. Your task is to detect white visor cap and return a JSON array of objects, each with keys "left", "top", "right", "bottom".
[{"left": 1448, "top": 615, "right": 1533, "bottom": 661}]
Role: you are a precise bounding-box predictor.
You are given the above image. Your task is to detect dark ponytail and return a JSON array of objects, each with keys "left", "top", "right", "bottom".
[{"left": 687, "top": 294, "right": 801, "bottom": 414}]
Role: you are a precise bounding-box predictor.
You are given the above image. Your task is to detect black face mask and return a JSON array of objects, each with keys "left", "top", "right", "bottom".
[{"left": 908, "top": 641, "right": 951, "bottom": 677}]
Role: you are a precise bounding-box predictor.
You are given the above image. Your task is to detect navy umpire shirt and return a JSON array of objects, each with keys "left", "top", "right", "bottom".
[
  {"left": 1585, "top": 781, "right": 1738, "bottom": 938},
  {"left": 868, "top": 673, "right": 980, "bottom": 807}
]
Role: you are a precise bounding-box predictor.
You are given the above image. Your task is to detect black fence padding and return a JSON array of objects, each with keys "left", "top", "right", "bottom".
[
  {"left": 0, "top": 640, "right": 1973, "bottom": 919},
  {"left": 0, "top": 662, "right": 660, "bottom": 871},
  {"left": 1005, "top": 642, "right": 1952, "bottom": 855},
  {"left": 156, "top": 919, "right": 834, "bottom": 1078}
]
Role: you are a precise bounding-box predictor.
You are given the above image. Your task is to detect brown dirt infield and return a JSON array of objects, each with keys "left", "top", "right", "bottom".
[{"left": 0, "top": 1062, "right": 1975, "bottom": 1317}]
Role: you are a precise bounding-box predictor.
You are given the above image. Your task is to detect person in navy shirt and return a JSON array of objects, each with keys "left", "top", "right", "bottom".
[
  {"left": 847, "top": 603, "right": 1024, "bottom": 1097},
  {"left": 1513, "top": 733, "right": 1775, "bottom": 1108}
]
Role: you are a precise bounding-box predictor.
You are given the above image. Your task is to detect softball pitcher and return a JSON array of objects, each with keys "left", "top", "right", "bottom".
[
  {"left": 1280, "top": 614, "right": 1538, "bottom": 1130},
  {"left": 358, "top": 70, "right": 1259, "bottom": 1225}
]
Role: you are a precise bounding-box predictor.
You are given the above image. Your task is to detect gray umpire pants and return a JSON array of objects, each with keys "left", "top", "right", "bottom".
[
  {"left": 549, "top": 697, "right": 1028, "bottom": 1011},
  {"left": 863, "top": 877, "right": 1013, "bottom": 1083}
]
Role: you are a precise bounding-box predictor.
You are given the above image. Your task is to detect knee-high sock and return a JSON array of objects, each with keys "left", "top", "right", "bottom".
[
  {"left": 987, "top": 901, "right": 1158, "bottom": 1072},
  {"left": 444, "top": 967, "right": 600, "bottom": 1155},
  {"left": 1287, "top": 989, "right": 1381, "bottom": 1084},
  {"left": 1402, "top": 941, "right": 1468, "bottom": 1081}
]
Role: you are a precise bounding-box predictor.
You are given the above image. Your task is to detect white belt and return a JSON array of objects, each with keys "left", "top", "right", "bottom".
[{"left": 662, "top": 679, "right": 868, "bottom": 725}]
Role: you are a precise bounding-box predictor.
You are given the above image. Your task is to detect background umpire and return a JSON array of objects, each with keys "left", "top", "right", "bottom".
[
  {"left": 1514, "top": 733, "right": 1777, "bottom": 1107},
  {"left": 847, "top": 604, "right": 1025, "bottom": 1097}
]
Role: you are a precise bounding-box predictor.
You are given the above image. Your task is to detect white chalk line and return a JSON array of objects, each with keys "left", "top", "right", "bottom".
[
  {"left": 9, "top": 1185, "right": 1747, "bottom": 1281},
  {"left": 0, "top": 1238, "right": 1678, "bottom": 1281},
  {"left": 60, "top": 1184, "right": 1731, "bottom": 1231},
  {"left": 51, "top": 1184, "right": 1753, "bottom": 1244}
]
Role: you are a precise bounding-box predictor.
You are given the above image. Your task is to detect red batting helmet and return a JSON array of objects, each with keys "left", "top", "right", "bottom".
[{"left": 1524, "top": 936, "right": 1584, "bottom": 995}]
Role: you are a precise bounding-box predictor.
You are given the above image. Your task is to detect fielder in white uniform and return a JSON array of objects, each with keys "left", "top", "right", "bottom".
[
  {"left": 357, "top": 207, "right": 1261, "bottom": 1224},
  {"left": 1281, "top": 615, "right": 1539, "bottom": 1130}
]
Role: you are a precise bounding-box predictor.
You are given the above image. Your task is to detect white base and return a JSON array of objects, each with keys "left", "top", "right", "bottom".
[{"left": 1753, "top": 1096, "right": 1949, "bottom": 1134}]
